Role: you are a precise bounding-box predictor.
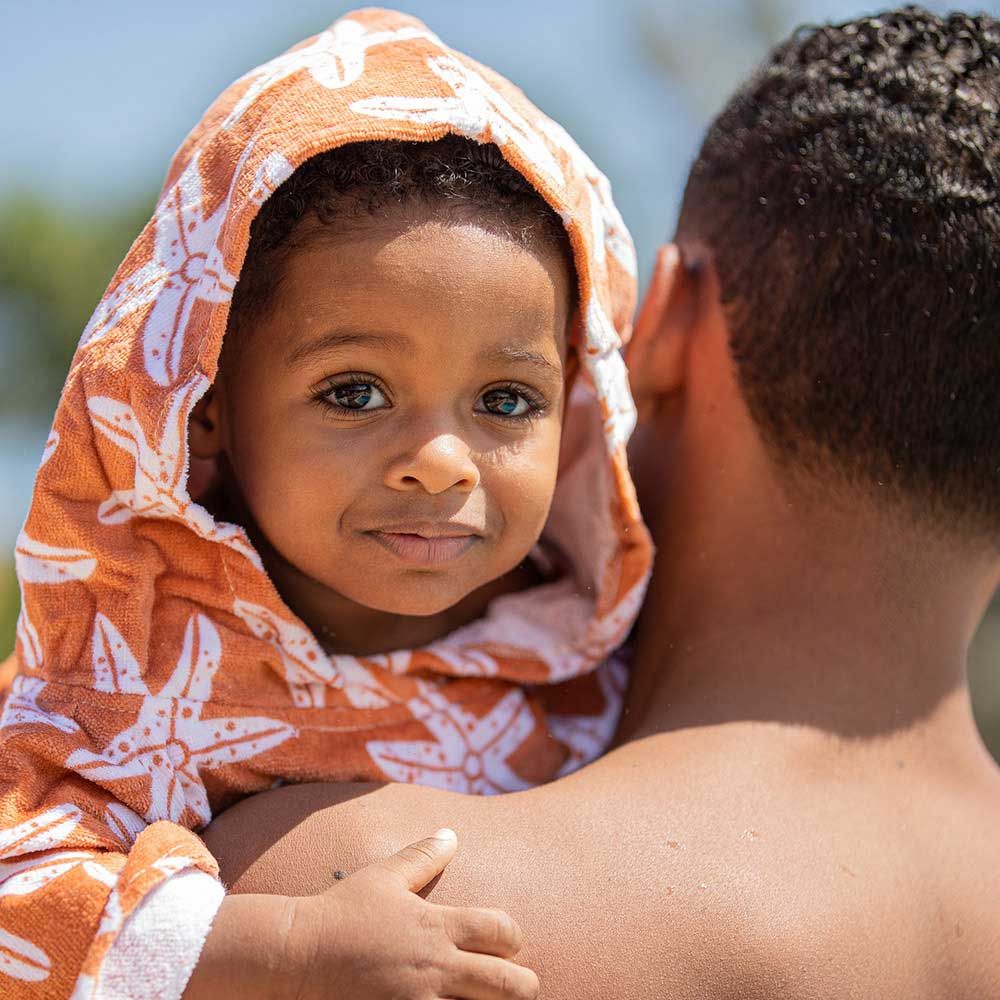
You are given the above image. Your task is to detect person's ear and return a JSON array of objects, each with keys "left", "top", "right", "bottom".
[
  {"left": 188, "top": 383, "right": 226, "bottom": 459},
  {"left": 626, "top": 244, "right": 695, "bottom": 417}
]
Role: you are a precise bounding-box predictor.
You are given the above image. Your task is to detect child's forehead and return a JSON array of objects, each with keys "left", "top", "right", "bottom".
[{"left": 247, "top": 211, "right": 573, "bottom": 361}]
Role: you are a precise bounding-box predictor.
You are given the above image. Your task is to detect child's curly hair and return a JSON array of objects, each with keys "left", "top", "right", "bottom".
[{"left": 229, "top": 136, "right": 573, "bottom": 337}]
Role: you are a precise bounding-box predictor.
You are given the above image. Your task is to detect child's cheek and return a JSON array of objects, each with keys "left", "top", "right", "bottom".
[{"left": 486, "top": 424, "right": 562, "bottom": 532}]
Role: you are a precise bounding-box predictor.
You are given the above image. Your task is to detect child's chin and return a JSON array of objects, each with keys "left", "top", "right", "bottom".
[{"left": 374, "top": 593, "right": 463, "bottom": 618}]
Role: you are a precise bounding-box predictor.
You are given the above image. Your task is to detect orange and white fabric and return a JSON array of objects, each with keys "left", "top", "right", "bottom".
[{"left": 0, "top": 8, "right": 652, "bottom": 998}]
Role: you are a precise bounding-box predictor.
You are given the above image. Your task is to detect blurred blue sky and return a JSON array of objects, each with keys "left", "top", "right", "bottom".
[
  {"left": 8, "top": 1, "right": 991, "bottom": 269},
  {"left": 2, "top": 0, "right": 998, "bottom": 545}
]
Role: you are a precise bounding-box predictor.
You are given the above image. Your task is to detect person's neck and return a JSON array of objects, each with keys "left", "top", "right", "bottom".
[{"left": 621, "top": 425, "right": 999, "bottom": 758}]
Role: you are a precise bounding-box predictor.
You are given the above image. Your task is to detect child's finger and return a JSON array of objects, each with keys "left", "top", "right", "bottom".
[
  {"left": 444, "top": 953, "right": 540, "bottom": 1000},
  {"left": 366, "top": 828, "right": 458, "bottom": 892},
  {"left": 442, "top": 905, "right": 523, "bottom": 957}
]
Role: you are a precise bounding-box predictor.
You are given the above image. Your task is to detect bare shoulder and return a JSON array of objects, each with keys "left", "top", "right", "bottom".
[
  {"left": 201, "top": 764, "right": 785, "bottom": 1000},
  {"left": 202, "top": 739, "right": 1000, "bottom": 1000}
]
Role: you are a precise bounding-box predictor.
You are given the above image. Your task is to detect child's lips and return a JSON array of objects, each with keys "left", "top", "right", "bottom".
[{"left": 364, "top": 529, "right": 480, "bottom": 567}]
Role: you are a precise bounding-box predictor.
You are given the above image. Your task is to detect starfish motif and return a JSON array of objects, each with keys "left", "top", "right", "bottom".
[
  {"left": 0, "top": 928, "right": 49, "bottom": 984},
  {"left": 223, "top": 18, "right": 441, "bottom": 129},
  {"left": 233, "top": 599, "right": 392, "bottom": 709},
  {"left": 79, "top": 152, "right": 234, "bottom": 385},
  {"left": 14, "top": 531, "right": 96, "bottom": 671},
  {"left": 548, "top": 656, "right": 629, "bottom": 777},
  {"left": 79, "top": 148, "right": 291, "bottom": 387},
  {"left": 15, "top": 532, "right": 95, "bottom": 585},
  {"left": 0, "top": 804, "right": 86, "bottom": 984},
  {"left": 104, "top": 803, "right": 146, "bottom": 849},
  {"left": 0, "top": 677, "right": 78, "bottom": 734},
  {"left": 367, "top": 681, "right": 536, "bottom": 794},
  {"left": 65, "top": 613, "right": 296, "bottom": 826},
  {"left": 419, "top": 642, "right": 501, "bottom": 678},
  {"left": 0, "top": 805, "right": 82, "bottom": 866},
  {"left": 582, "top": 295, "right": 637, "bottom": 452},
  {"left": 537, "top": 119, "right": 636, "bottom": 278},
  {"left": 351, "top": 55, "right": 565, "bottom": 190},
  {"left": 40, "top": 431, "right": 59, "bottom": 469},
  {"left": 87, "top": 377, "right": 261, "bottom": 567}
]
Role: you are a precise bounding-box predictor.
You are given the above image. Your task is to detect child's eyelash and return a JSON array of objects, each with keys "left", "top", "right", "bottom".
[
  {"left": 310, "top": 373, "right": 391, "bottom": 419},
  {"left": 307, "top": 376, "right": 550, "bottom": 422},
  {"left": 478, "top": 382, "right": 551, "bottom": 422}
]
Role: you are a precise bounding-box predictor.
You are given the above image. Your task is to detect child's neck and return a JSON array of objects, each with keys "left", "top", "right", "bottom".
[{"left": 263, "top": 549, "right": 543, "bottom": 656}]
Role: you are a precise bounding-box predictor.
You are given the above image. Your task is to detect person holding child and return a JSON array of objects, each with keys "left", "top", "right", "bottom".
[{"left": 204, "top": 6, "right": 1000, "bottom": 999}]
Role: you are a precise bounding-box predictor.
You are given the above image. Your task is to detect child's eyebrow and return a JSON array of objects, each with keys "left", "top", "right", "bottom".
[
  {"left": 284, "top": 331, "right": 409, "bottom": 369},
  {"left": 481, "top": 346, "right": 563, "bottom": 380}
]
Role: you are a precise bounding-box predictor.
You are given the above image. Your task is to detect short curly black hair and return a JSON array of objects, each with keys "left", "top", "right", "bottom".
[
  {"left": 678, "top": 6, "right": 1000, "bottom": 541},
  {"left": 228, "top": 135, "right": 574, "bottom": 339}
]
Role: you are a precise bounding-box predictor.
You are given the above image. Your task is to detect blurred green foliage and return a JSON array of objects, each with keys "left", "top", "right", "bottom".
[
  {"left": 0, "top": 192, "right": 153, "bottom": 418},
  {"left": 0, "top": 563, "right": 17, "bottom": 663}
]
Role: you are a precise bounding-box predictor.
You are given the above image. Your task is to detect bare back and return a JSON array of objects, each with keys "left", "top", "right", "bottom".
[{"left": 204, "top": 721, "right": 1000, "bottom": 999}]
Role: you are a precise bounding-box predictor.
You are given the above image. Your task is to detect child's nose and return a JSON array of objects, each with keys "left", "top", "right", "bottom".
[{"left": 384, "top": 433, "right": 480, "bottom": 495}]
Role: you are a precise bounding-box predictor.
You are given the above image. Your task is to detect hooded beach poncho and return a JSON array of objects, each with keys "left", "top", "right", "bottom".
[{"left": 0, "top": 9, "right": 652, "bottom": 997}]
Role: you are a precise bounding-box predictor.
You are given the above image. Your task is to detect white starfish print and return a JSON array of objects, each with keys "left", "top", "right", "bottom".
[
  {"left": 15, "top": 532, "right": 96, "bottom": 585},
  {"left": 367, "top": 681, "right": 536, "bottom": 794},
  {"left": 0, "top": 850, "right": 95, "bottom": 900},
  {"left": 548, "top": 656, "right": 629, "bottom": 777},
  {"left": 14, "top": 531, "right": 96, "bottom": 671},
  {"left": 0, "top": 804, "right": 82, "bottom": 865},
  {"left": 351, "top": 55, "right": 565, "bottom": 190},
  {"left": 79, "top": 152, "right": 234, "bottom": 385},
  {"left": 88, "top": 376, "right": 261, "bottom": 567},
  {"left": 66, "top": 613, "right": 296, "bottom": 826},
  {"left": 419, "top": 642, "right": 501, "bottom": 678},
  {"left": 0, "top": 928, "right": 49, "bottom": 983},
  {"left": 104, "top": 802, "right": 146, "bottom": 849},
  {"left": 40, "top": 431, "right": 59, "bottom": 469},
  {"left": 583, "top": 293, "right": 636, "bottom": 452},
  {"left": 79, "top": 146, "right": 292, "bottom": 386},
  {"left": 537, "top": 119, "right": 637, "bottom": 278},
  {"left": 223, "top": 18, "right": 441, "bottom": 129},
  {"left": 233, "top": 599, "right": 392, "bottom": 709},
  {"left": 81, "top": 860, "right": 122, "bottom": 938},
  {"left": 14, "top": 601, "right": 41, "bottom": 672},
  {"left": 0, "top": 676, "right": 79, "bottom": 734},
  {"left": 0, "top": 804, "right": 88, "bottom": 982}
]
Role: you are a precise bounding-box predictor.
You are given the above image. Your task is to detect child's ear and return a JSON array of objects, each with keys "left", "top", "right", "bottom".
[
  {"left": 188, "top": 383, "right": 226, "bottom": 459},
  {"left": 626, "top": 244, "right": 695, "bottom": 416}
]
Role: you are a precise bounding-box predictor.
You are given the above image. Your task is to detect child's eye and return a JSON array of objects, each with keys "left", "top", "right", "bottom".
[
  {"left": 476, "top": 386, "right": 546, "bottom": 420},
  {"left": 316, "top": 377, "right": 390, "bottom": 415}
]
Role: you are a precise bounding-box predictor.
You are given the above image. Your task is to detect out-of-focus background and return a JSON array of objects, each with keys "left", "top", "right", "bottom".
[{"left": 1, "top": 0, "right": 998, "bottom": 758}]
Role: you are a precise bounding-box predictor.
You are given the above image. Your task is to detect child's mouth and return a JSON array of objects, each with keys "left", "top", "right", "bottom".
[{"left": 365, "top": 530, "right": 479, "bottom": 566}]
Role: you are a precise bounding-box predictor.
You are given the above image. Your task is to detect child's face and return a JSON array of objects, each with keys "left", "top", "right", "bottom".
[{"left": 201, "top": 209, "right": 572, "bottom": 618}]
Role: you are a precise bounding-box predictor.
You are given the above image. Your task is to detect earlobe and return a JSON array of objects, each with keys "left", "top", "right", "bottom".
[
  {"left": 188, "top": 385, "right": 225, "bottom": 459},
  {"left": 626, "top": 244, "right": 690, "bottom": 413}
]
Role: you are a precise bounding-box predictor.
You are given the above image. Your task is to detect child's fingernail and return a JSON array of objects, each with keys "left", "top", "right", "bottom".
[{"left": 432, "top": 828, "right": 457, "bottom": 842}]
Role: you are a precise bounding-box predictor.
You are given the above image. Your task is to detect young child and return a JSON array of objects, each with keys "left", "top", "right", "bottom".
[{"left": 0, "top": 8, "right": 650, "bottom": 1000}]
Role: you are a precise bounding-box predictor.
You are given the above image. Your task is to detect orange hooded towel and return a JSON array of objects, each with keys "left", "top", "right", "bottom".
[{"left": 0, "top": 8, "right": 652, "bottom": 998}]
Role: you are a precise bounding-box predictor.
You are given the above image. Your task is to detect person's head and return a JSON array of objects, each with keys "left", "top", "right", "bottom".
[
  {"left": 189, "top": 136, "right": 576, "bottom": 620},
  {"left": 633, "top": 7, "right": 1000, "bottom": 552}
]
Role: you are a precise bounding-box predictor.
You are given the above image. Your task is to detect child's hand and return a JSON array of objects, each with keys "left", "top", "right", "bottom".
[{"left": 286, "top": 828, "right": 539, "bottom": 1000}]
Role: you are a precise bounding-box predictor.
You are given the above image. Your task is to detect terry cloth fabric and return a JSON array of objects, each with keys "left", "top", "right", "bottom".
[{"left": 0, "top": 7, "right": 652, "bottom": 998}]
